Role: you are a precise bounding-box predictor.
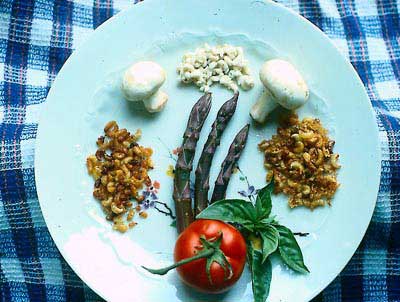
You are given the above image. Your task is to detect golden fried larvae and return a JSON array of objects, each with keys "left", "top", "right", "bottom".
[
  {"left": 86, "top": 121, "right": 153, "bottom": 232},
  {"left": 259, "top": 114, "right": 340, "bottom": 209}
]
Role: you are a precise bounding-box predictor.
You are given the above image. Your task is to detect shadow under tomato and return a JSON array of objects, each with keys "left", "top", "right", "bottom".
[
  {"left": 168, "top": 267, "right": 250, "bottom": 302},
  {"left": 171, "top": 273, "right": 229, "bottom": 301}
]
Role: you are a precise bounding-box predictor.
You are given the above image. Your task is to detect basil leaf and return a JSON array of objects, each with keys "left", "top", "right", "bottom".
[
  {"left": 247, "top": 244, "right": 272, "bottom": 302},
  {"left": 255, "top": 182, "right": 274, "bottom": 219},
  {"left": 275, "top": 224, "right": 309, "bottom": 274},
  {"left": 257, "top": 215, "right": 277, "bottom": 228},
  {"left": 196, "top": 199, "right": 256, "bottom": 226},
  {"left": 260, "top": 225, "right": 279, "bottom": 263}
]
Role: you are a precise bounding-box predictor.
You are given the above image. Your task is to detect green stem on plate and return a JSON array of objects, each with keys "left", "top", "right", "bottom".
[{"left": 142, "top": 248, "right": 214, "bottom": 275}]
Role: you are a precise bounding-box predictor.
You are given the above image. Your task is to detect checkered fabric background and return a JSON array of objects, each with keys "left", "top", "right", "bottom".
[{"left": 0, "top": 0, "right": 399, "bottom": 301}]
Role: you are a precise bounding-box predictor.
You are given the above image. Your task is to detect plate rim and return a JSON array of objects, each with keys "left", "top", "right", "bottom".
[{"left": 35, "top": 0, "right": 382, "bottom": 301}]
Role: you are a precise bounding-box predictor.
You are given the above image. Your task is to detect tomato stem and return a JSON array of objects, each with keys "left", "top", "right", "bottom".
[
  {"left": 142, "top": 248, "right": 214, "bottom": 275},
  {"left": 143, "top": 233, "right": 233, "bottom": 285}
]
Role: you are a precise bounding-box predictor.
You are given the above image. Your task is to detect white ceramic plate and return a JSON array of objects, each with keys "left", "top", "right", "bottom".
[{"left": 35, "top": 0, "right": 381, "bottom": 301}]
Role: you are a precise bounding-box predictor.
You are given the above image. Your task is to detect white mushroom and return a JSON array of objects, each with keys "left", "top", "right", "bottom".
[
  {"left": 143, "top": 90, "right": 169, "bottom": 113},
  {"left": 250, "top": 59, "right": 309, "bottom": 123},
  {"left": 121, "top": 61, "right": 168, "bottom": 112},
  {"left": 122, "top": 61, "right": 166, "bottom": 101}
]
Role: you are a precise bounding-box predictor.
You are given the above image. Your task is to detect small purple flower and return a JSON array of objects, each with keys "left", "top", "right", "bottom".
[
  {"left": 141, "top": 198, "right": 156, "bottom": 210},
  {"left": 238, "top": 185, "right": 256, "bottom": 198},
  {"left": 140, "top": 187, "right": 159, "bottom": 211}
]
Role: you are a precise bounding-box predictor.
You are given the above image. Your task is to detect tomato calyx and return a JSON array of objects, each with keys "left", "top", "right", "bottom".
[
  {"left": 200, "top": 233, "right": 233, "bottom": 283},
  {"left": 142, "top": 232, "right": 233, "bottom": 284}
]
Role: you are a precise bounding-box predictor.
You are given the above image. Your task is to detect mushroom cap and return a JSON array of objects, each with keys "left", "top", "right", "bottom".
[
  {"left": 259, "top": 59, "right": 309, "bottom": 110},
  {"left": 121, "top": 61, "right": 166, "bottom": 102}
]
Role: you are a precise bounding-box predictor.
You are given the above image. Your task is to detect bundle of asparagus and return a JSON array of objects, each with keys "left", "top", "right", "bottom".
[{"left": 174, "top": 92, "right": 249, "bottom": 233}]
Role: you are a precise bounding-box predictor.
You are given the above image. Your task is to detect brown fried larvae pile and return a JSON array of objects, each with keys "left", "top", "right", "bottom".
[
  {"left": 86, "top": 121, "right": 153, "bottom": 232},
  {"left": 259, "top": 114, "right": 340, "bottom": 209}
]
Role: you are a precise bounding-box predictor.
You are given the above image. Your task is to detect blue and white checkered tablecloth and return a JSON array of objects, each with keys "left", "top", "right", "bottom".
[{"left": 0, "top": 0, "right": 399, "bottom": 301}]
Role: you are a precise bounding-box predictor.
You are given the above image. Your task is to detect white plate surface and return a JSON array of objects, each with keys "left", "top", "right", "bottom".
[{"left": 35, "top": 1, "right": 381, "bottom": 301}]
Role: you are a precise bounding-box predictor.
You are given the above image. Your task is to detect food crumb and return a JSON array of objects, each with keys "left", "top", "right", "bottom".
[
  {"left": 139, "top": 211, "right": 148, "bottom": 219},
  {"left": 129, "top": 222, "right": 138, "bottom": 228},
  {"left": 127, "top": 209, "right": 135, "bottom": 221},
  {"left": 166, "top": 164, "right": 175, "bottom": 177}
]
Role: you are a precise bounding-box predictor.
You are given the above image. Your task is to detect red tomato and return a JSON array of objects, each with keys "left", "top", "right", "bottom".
[{"left": 174, "top": 219, "right": 247, "bottom": 293}]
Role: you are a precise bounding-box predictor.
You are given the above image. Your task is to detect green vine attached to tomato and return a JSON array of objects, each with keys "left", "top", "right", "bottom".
[{"left": 144, "top": 219, "right": 246, "bottom": 293}]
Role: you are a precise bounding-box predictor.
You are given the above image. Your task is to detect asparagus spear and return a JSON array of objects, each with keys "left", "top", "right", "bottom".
[
  {"left": 173, "top": 93, "right": 212, "bottom": 233},
  {"left": 194, "top": 92, "right": 239, "bottom": 215},
  {"left": 211, "top": 124, "right": 250, "bottom": 203}
]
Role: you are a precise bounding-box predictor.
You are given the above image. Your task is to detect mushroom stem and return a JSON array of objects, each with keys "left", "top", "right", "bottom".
[
  {"left": 143, "top": 90, "right": 169, "bottom": 113},
  {"left": 249, "top": 89, "right": 278, "bottom": 123}
]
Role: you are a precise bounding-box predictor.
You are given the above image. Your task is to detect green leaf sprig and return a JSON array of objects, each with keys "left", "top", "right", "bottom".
[{"left": 197, "top": 181, "right": 309, "bottom": 302}]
